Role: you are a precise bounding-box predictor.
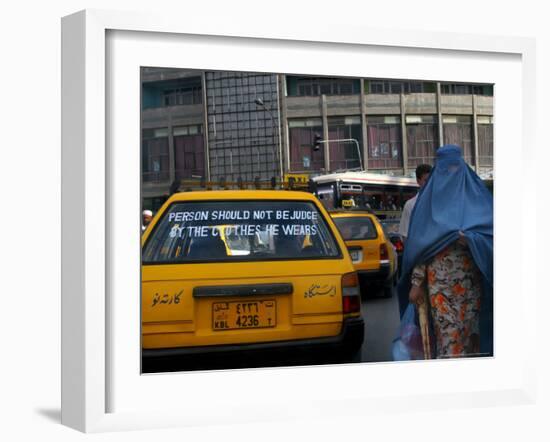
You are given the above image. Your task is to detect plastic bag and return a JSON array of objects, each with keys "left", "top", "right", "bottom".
[{"left": 392, "top": 303, "right": 424, "bottom": 361}]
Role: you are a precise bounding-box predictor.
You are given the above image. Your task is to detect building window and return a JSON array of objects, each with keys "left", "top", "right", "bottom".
[
  {"left": 288, "top": 119, "right": 324, "bottom": 172},
  {"left": 327, "top": 117, "right": 363, "bottom": 171},
  {"left": 162, "top": 84, "right": 202, "bottom": 106},
  {"left": 367, "top": 80, "right": 431, "bottom": 94},
  {"left": 142, "top": 77, "right": 203, "bottom": 109},
  {"left": 406, "top": 115, "right": 439, "bottom": 169},
  {"left": 173, "top": 125, "right": 205, "bottom": 181},
  {"left": 142, "top": 128, "right": 170, "bottom": 183},
  {"left": 440, "top": 83, "right": 493, "bottom": 96},
  {"left": 443, "top": 115, "right": 475, "bottom": 166},
  {"left": 477, "top": 116, "right": 494, "bottom": 167},
  {"left": 405, "top": 82, "right": 424, "bottom": 93},
  {"left": 289, "top": 77, "right": 360, "bottom": 96},
  {"left": 366, "top": 116, "right": 403, "bottom": 170}
]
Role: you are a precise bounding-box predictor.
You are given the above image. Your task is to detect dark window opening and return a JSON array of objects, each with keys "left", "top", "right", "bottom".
[
  {"left": 367, "top": 116, "right": 403, "bottom": 170},
  {"left": 327, "top": 117, "right": 363, "bottom": 171},
  {"left": 142, "top": 76, "right": 203, "bottom": 109},
  {"left": 441, "top": 83, "right": 493, "bottom": 96},
  {"left": 173, "top": 125, "right": 205, "bottom": 180},
  {"left": 291, "top": 77, "right": 360, "bottom": 96},
  {"left": 288, "top": 119, "right": 324, "bottom": 172},
  {"left": 142, "top": 128, "right": 170, "bottom": 183},
  {"left": 443, "top": 116, "right": 474, "bottom": 166},
  {"left": 477, "top": 119, "right": 494, "bottom": 167},
  {"left": 406, "top": 118, "right": 438, "bottom": 169},
  {"left": 367, "top": 80, "right": 432, "bottom": 94}
]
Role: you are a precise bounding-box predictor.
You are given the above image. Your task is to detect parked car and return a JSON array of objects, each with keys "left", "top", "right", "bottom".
[
  {"left": 379, "top": 218, "right": 404, "bottom": 277},
  {"left": 330, "top": 210, "right": 398, "bottom": 298},
  {"left": 141, "top": 190, "right": 364, "bottom": 371}
]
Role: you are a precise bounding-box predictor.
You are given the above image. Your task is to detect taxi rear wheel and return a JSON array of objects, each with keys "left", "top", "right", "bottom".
[
  {"left": 344, "top": 350, "right": 362, "bottom": 363},
  {"left": 338, "top": 346, "right": 363, "bottom": 363},
  {"left": 359, "top": 279, "right": 371, "bottom": 299}
]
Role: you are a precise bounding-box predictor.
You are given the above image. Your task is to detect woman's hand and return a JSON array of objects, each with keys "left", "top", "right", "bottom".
[{"left": 409, "top": 284, "right": 426, "bottom": 305}]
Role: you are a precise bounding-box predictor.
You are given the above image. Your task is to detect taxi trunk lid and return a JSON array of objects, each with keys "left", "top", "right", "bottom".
[{"left": 142, "top": 260, "right": 347, "bottom": 348}]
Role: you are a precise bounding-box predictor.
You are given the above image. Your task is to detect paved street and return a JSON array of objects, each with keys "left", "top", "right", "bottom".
[{"left": 359, "top": 287, "right": 401, "bottom": 363}]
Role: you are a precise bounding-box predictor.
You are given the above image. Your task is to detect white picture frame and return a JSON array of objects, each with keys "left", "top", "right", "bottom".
[{"left": 61, "top": 9, "right": 537, "bottom": 433}]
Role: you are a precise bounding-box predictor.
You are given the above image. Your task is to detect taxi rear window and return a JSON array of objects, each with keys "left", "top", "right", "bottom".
[
  {"left": 332, "top": 217, "right": 378, "bottom": 241},
  {"left": 380, "top": 219, "right": 400, "bottom": 235},
  {"left": 143, "top": 200, "right": 340, "bottom": 263}
]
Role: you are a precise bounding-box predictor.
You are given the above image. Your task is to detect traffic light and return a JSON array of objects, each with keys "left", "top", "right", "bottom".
[{"left": 313, "top": 133, "right": 323, "bottom": 151}]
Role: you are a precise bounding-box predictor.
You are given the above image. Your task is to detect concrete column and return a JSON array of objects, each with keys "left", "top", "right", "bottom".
[
  {"left": 167, "top": 113, "right": 176, "bottom": 185},
  {"left": 360, "top": 79, "right": 368, "bottom": 171},
  {"left": 400, "top": 93, "right": 408, "bottom": 176},
  {"left": 279, "top": 75, "right": 290, "bottom": 175},
  {"left": 321, "top": 94, "right": 330, "bottom": 172},
  {"left": 275, "top": 74, "right": 284, "bottom": 182},
  {"left": 472, "top": 94, "right": 480, "bottom": 172},
  {"left": 436, "top": 82, "right": 444, "bottom": 147},
  {"left": 201, "top": 71, "right": 211, "bottom": 180}
]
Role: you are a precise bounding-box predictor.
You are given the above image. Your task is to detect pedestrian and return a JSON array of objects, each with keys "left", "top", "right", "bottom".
[
  {"left": 398, "top": 163, "right": 432, "bottom": 241},
  {"left": 388, "top": 196, "right": 397, "bottom": 211},
  {"left": 142, "top": 209, "right": 153, "bottom": 233},
  {"left": 396, "top": 145, "right": 493, "bottom": 358},
  {"left": 395, "top": 162, "right": 435, "bottom": 320}
]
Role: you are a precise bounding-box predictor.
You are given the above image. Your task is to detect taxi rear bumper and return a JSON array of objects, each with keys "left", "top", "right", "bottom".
[
  {"left": 142, "top": 316, "right": 365, "bottom": 372},
  {"left": 357, "top": 262, "right": 392, "bottom": 284}
]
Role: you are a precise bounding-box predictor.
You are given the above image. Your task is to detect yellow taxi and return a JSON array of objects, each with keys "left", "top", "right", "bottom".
[
  {"left": 330, "top": 210, "right": 398, "bottom": 298},
  {"left": 141, "top": 190, "right": 364, "bottom": 370}
]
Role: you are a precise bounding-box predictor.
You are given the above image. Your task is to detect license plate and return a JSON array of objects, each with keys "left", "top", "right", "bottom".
[
  {"left": 350, "top": 249, "right": 362, "bottom": 263},
  {"left": 212, "top": 300, "right": 277, "bottom": 331}
]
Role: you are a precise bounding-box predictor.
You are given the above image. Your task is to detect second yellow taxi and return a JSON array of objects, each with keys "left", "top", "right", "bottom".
[{"left": 330, "top": 210, "right": 398, "bottom": 298}]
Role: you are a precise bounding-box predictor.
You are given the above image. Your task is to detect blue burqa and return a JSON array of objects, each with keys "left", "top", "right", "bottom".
[{"left": 396, "top": 145, "right": 494, "bottom": 355}]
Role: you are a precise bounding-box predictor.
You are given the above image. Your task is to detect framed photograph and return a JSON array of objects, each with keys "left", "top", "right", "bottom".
[{"left": 62, "top": 9, "right": 537, "bottom": 433}]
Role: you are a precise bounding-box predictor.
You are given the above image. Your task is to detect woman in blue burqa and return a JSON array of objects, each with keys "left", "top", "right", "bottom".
[{"left": 396, "top": 145, "right": 493, "bottom": 358}]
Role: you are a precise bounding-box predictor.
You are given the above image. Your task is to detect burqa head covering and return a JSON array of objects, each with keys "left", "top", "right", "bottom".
[{"left": 396, "top": 144, "right": 494, "bottom": 354}]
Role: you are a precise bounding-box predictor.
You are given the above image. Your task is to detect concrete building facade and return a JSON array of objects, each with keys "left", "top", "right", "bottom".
[{"left": 141, "top": 68, "right": 493, "bottom": 211}]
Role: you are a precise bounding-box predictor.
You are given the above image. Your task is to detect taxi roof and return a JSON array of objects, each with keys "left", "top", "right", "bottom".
[
  {"left": 329, "top": 210, "right": 376, "bottom": 218},
  {"left": 165, "top": 189, "right": 318, "bottom": 203}
]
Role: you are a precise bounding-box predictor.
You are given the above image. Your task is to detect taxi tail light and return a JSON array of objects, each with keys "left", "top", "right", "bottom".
[
  {"left": 393, "top": 238, "right": 404, "bottom": 253},
  {"left": 380, "top": 243, "right": 389, "bottom": 260},
  {"left": 342, "top": 272, "right": 361, "bottom": 314}
]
